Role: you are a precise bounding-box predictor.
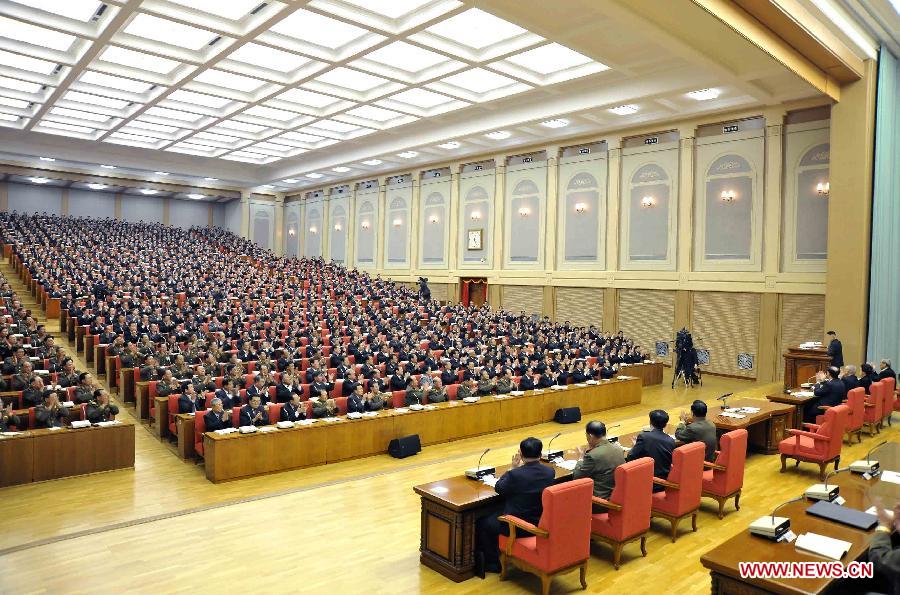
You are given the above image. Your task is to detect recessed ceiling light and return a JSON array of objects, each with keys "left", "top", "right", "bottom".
[
  {"left": 438, "top": 141, "right": 461, "bottom": 149},
  {"left": 398, "top": 151, "right": 418, "bottom": 158},
  {"left": 39, "top": 156, "right": 55, "bottom": 162},
  {"left": 362, "top": 159, "right": 382, "bottom": 166},
  {"left": 609, "top": 104, "right": 638, "bottom": 115},
  {"left": 541, "top": 119, "right": 569, "bottom": 128},
  {"left": 306, "top": 173, "right": 324, "bottom": 179},
  {"left": 485, "top": 130, "right": 511, "bottom": 140},
  {"left": 155, "top": 171, "right": 169, "bottom": 175},
  {"left": 187, "top": 193, "right": 205, "bottom": 199},
  {"left": 100, "top": 164, "right": 116, "bottom": 169},
  {"left": 139, "top": 189, "right": 158, "bottom": 195},
  {"left": 204, "top": 177, "right": 218, "bottom": 181},
  {"left": 283, "top": 178, "right": 300, "bottom": 183},
  {"left": 87, "top": 183, "right": 107, "bottom": 190},
  {"left": 687, "top": 88, "right": 721, "bottom": 101},
  {"left": 332, "top": 166, "right": 350, "bottom": 173},
  {"left": 29, "top": 177, "right": 50, "bottom": 184}
]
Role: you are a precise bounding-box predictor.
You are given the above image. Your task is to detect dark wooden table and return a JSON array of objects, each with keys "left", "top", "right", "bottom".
[
  {"left": 708, "top": 398, "right": 794, "bottom": 454},
  {"left": 768, "top": 389, "right": 817, "bottom": 430},
  {"left": 701, "top": 442, "right": 899, "bottom": 594}
]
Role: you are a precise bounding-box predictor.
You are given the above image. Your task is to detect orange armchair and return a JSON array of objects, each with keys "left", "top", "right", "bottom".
[
  {"left": 817, "top": 387, "right": 864, "bottom": 444},
  {"left": 880, "top": 378, "right": 895, "bottom": 426},
  {"left": 779, "top": 403, "right": 848, "bottom": 479},
  {"left": 862, "top": 382, "right": 884, "bottom": 436},
  {"left": 498, "top": 478, "right": 593, "bottom": 595},
  {"left": 650, "top": 442, "right": 705, "bottom": 541},
  {"left": 701, "top": 429, "right": 747, "bottom": 519},
  {"left": 590, "top": 457, "right": 654, "bottom": 569}
]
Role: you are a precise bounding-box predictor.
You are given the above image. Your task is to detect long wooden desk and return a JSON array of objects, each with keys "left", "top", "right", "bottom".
[
  {"left": 701, "top": 442, "right": 899, "bottom": 594},
  {"left": 768, "top": 389, "right": 817, "bottom": 430},
  {"left": 203, "top": 379, "right": 641, "bottom": 483},
  {"left": 709, "top": 398, "right": 794, "bottom": 454},
  {"left": 0, "top": 422, "right": 135, "bottom": 487},
  {"left": 615, "top": 361, "right": 664, "bottom": 386},
  {"left": 119, "top": 367, "right": 136, "bottom": 403}
]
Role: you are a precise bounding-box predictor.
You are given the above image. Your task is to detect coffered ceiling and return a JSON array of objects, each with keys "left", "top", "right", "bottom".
[{"left": 0, "top": 0, "right": 835, "bottom": 193}]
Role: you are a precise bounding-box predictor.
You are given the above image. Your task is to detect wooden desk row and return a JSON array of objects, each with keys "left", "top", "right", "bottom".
[
  {"left": 201, "top": 379, "right": 642, "bottom": 483},
  {"left": 701, "top": 442, "right": 899, "bottom": 594},
  {"left": 0, "top": 423, "right": 135, "bottom": 487},
  {"left": 616, "top": 362, "right": 664, "bottom": 386}
]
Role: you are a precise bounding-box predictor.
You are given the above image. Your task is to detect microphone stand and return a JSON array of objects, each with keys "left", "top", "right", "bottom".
[
  {"left": 542, "top": 432, "right": 563, "bottom": 462},
  {"left": 466, "top": 447, "right": 495, "bottom": 480},
  {"left": 849, "top": 440, "right": 887, "bottom": 475}
]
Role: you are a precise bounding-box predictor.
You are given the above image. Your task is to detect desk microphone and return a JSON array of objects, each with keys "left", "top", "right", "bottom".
[
  {"left": 465, "top": 448, "right": 495, "bottom": 479},
  {"left": 748, "top": 496, "right": 803, "bottom": 540},
  {"left": 849, "top": 440, "right": 887, "bottom": 475},
  {"left": 606, "top": 423, "right": 621, "bottom": 443},
  {"left": 717, "top": 392, "right": 733, "bottom": 409},
  {"left": 805, "top": 467, "right": 849, "bottom": 501},
  {"left": 542, "top": 432, "right": 563, "bottom": 461}
]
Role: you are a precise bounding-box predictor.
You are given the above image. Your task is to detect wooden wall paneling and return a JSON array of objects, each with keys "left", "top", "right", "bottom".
[
  {"left": 692, "top": 292, "right": 761, "bottom": 378},
  {"left": 777, "top": 294, "right": 826, "bottom": 380},
  {"left": 617, "top": 289, "right": 675, "bottom": 365},
  {"left": 500, "top": 285, "right": 543, "bottom": 316},
  {"left": 554, "top": 287, "right": 604, "bottom": 328}
]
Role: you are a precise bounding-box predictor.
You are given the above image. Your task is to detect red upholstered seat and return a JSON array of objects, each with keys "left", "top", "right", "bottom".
[
  {"left": 167, "top": 394, "right": 179, "bottom": 435},
  {"left": 194, "top": 412, "right": 206, "bottom": 457},
  {"left": 818, "top": 387, "right": 865, "bottom": 443},
  {"left": 779, "top": 403, "right": 848, "bottom": 479},
  {"left": 268, "top": 403, "right": 283, "bottom": 422},
  {"left": 590, "top": 457, "right": 654, "bottom": 569},
  {"left": 445, "top": 384, "right": 459, "bottom": 400},
  {"left": 701, "top": 429, "right": 747, "bottom": 519},
  {"left": 148, "top": 381, "right": 158, "bottom": 417},
  {"left": 330, "top": 380, "right": 343, "bottom": 400},
  {"left": 650, "top": 442, "right": 705, "bottom": 541},
  {"left": 499, "top": 478, "right": 593, "bottom": 595},
  {"left": 232, "top": 407, "right": 241, "bottom": 427},
  {"left": 334, "top": 397, "right": 347, "bottom": 415},
  {"left": 392, "top": 391, "right": 406, "bottom": 408},
  {"left": 880, "top": 378, "right": 895, "bottom": 426},
  {"left": 863, "top": 382, "right": 884, "bottom": 435}
]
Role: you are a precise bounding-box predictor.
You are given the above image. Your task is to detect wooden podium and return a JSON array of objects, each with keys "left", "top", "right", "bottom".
[{"left": 782, "top": 344, "right": 831, "bottom": 389}]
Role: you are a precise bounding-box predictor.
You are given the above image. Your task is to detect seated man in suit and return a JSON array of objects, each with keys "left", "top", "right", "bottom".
[
  {"left": 477, "top": 370, "right": 496, "bottom": 396},
  {"left": 426, "top": 378, "right": 449, "bottom": 403},
  {"left": 177, "top": 384, "right": 203, "bottom": 414},
  {"left": 573, "top": 421, "right": 625, "bottom": 502},
  {"left": 246, "top": 374, "right": 270, "bottom": 405},
  {"left": 214, "top": 378, "right": 241, "bottom": 410},
  {"left": 860, "top": 363, "right": 881, "bottom": 394},
  {"left": 675, "top": 400, "right": 718, "bottom": 462},
  {"left": 839, "top": 365, "right": 860, "bottom": 392},
  {"left": 280, "top": 392, "right": 306, "bottom": 422},
  {"left": 155, "top": 369, "right": 182, "bottom": 399},
  {"left": 34, "top": 391, "right": 70, "bottom": 428},
  {"left": 404, "top": 376, "right": 425, "bottom": 406},
  {"left": 626, "top": 409, "right": 675, "bottom": 491},
  {"left": 22, "top": 375, "right": 47, "bottom": 408},
  {"left": 240, "top": 394, "right": 270, "bottom": 426},
  {"left": 276, "top": 373, "right": 303, "bottom": 403},
  {"left": 346, "top": 384, "right": 366, "bottom": 413},
  {"left": 440, "top": 361, "right": 457, "bottom": 387},
  {"left": 86, "top": 388, "right": 119, "bottom": 423},
  {"left": 806, "top": 367, "right": 846, "bottom": 424},
  {"left": 475, "top": 437, "right": 555, "bottom": 575},
  {"left": 204, "top": 397, "right": 232, "bottom": 432},
  {"left": 878, "top": 358, "right": 897, "bottom": 381},
  {"left": 0, "top": 397, "right": 21, "bottom": 431}
]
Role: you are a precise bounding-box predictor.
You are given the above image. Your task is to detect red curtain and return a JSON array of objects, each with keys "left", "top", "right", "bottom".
[{"left": 460, "top": 278, "right": 488, "bottom": 306}]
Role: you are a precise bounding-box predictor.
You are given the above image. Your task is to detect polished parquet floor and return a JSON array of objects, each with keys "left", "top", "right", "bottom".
[{"left": 1, "top": 259, "right": 896, "bottom": 595}]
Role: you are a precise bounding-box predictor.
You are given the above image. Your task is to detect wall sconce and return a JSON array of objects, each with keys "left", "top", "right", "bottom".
[
  {"left": 392, "top": 218, "right": 403, "bottom": 227},
  {"left": 640, "top": 195, "right": 656, "bottom": 209},
  {"left": 428, "top": 215, "right": 439, "bottom": 224},
  {"left": 361, "top": 221, "right": 370, "bottom": 230},
  {"left": 470, "top": 210, "right": 481, "bottom": 221},
  {"left": 518, "top": 206, "right": 531, "bottom": 217},
  {"left": 574, "top": 202, "right": 587, "bottom": 214},
  {"left": 334, "top": 224, "right": 342, "bottom": 232},
  {"left": 816, "top": 181, "right": 830, "bottom": 196},
  {"left": 720, "top": 189, "right": 737, "bottom": 203},
  {"left": 288, "top": 228, "right": 296, "bottom": 237},
  {"left": 309, "top": 226, "right": 318, "bottom": 234}
]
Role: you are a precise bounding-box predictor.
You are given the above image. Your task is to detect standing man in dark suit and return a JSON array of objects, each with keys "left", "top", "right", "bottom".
[
  {"left": 626, "top": 410, "right": 675, "bottom": 491},
  {"left": 475, "top": 437, "right": 555, "bottom": 574},
  {"left": 675, "top": 400, "right": 718, "bottom": 462},
  {"left": 826, "top": 331, "right": 843, "bottom": 368}
]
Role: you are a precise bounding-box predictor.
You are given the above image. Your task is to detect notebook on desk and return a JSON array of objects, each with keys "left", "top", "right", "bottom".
[
  {"left": 806, "top": 500, "right": 878, "bottom": 531},
  {"left": 795, "top": 532, "right": 852, "bottom": 561}
]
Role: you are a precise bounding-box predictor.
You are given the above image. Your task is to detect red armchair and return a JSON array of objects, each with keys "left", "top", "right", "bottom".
[
  {"left": 863, "top": 382, "right": 884, "bottom": 436},
  {"left": 194, "top": 412, "right": 206, "bottom": 457},
  {"left": 880, "top": 378, "right": 895, "bottom": 426},
  {"left": 499, "top": 478, "right": 593, "bottom": 595},
  {"left": 817, "top": 387, "right": 864, "bottom": 444},
  {"left": 650, "top": 442, "right": 705, "bottom": 541},
  {"left": 701, "top": 429, "right": 747, "bottom": 519},
  {"left": 779, "top": 403, "right": 848, "bottom": 479},
  {"left": 590, "top": 457, "right": 654, "bottom": 569},
  {"left": 167, "top": 394, "right": 179, "bottom": 436}
]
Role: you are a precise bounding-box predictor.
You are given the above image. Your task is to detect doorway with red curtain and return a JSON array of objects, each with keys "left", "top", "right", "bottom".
[{"left": 460, "top": 278, "right": 487, "bottom": 307}]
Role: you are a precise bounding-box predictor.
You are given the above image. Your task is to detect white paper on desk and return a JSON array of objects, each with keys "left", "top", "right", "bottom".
[
  {"left": 739, "top": 407, "right": 761, "bottom": 413},
  {"left": 795, "top": 532, "right": 852, "bottom": 561},
  {"left": 394, "top": 408, "right": 410, "bottom": 413},
  {"left": 481, "top": 475, "right": 498, "bottom": 487},
  {"left": 533, "top": 389, "right": 545, "bottom": 394},
  {"left": 1, "top": 432, "right": 19, "bottom": 437},
  {"left": 97, "top": 420, "right": 120, "bottom": 427},
  {"left": 880, "top": 470, "right": 900, "bottom": 484},
  {"left": 258, "top": 425, "right": 276, "bottom": 432},
  {"left": 510, "top": 391, "right": 525, "bottom": 396},
  {"left": 322, "top": 417, "right": 342, "bottom": 423},
  {"left": 62, "top": 401, "right": 75, "bottom": 408},
  {"left": 295, "top": 420, "right": 316, "bottom": 426},
  {"left": 617, "top": 375, "right": 634, "bottom": 380},
  {"left": 720, "top": 412, "right": 746, "bottom": 419},
  {"left": 575, "top": 383, "right": 587, "bottom": 387},
  {"left": 585, "top": 380, "right": 598, "bottom": 385},
  {"left": 556, "top": 459, "right": 578, "bottom": 471},
  {"left": 794, "top": 391, "right": 814, "bottom": 397}
]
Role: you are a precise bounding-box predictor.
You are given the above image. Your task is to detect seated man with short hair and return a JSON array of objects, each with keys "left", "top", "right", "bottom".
[
  {"left": 86, "top": 388, "right": 119, "bottom": 423},
  {"left": 675, "top": 400, "right": 717, "bottom": 462},
  {"left": 573, "top": 420, "right": 625, "bottom": 500},
  {"left": 239, "top": 394, "right": 269, "bottom": 427},
  {"left": 204, "top": 397, "right": 232, "bottom": 432},
  {"left": 626, "top": 409, "right": 675, "bottom": 491}
]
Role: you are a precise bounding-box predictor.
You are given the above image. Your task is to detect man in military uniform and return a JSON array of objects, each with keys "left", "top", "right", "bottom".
[
  {"left": 456, "top": 379, "right": 477, "bottom": 400},
  {"left": 73, "top": 372, "right": 96, "bottom": 404},
  {"left": 496, "top": 371, "right": 515, "bottom": 394},
  {"left": 34, "top": 391, "right": 70, "bottom": 428},
  {"left": 140, "top": 355, "right": 161, "bottom": 381},
  {"left": 573, "top": 421, "right": 625, "bottom": 500},
  {"left": 404, "top": 376, "right": 425, "bottom": 406},
  {"left": 23, "top": 375, "right": 47, "bottom": 408},
  {"left": 426, "top": 378, "right": 449, "bottom": 403},
  {"left": 364, "top": 387, "right": 386, "bottom": 411},
  {"left": 86, "top": 388, "right": 119, "bottom": 423},
  {"left": 0, "top": 397, "right": 21, "bottom": 431}
]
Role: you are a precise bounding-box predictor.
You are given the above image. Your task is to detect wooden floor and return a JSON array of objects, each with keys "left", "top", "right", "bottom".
[{"left": 1, "top": 259, "right": 897, "bottom": 594}]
